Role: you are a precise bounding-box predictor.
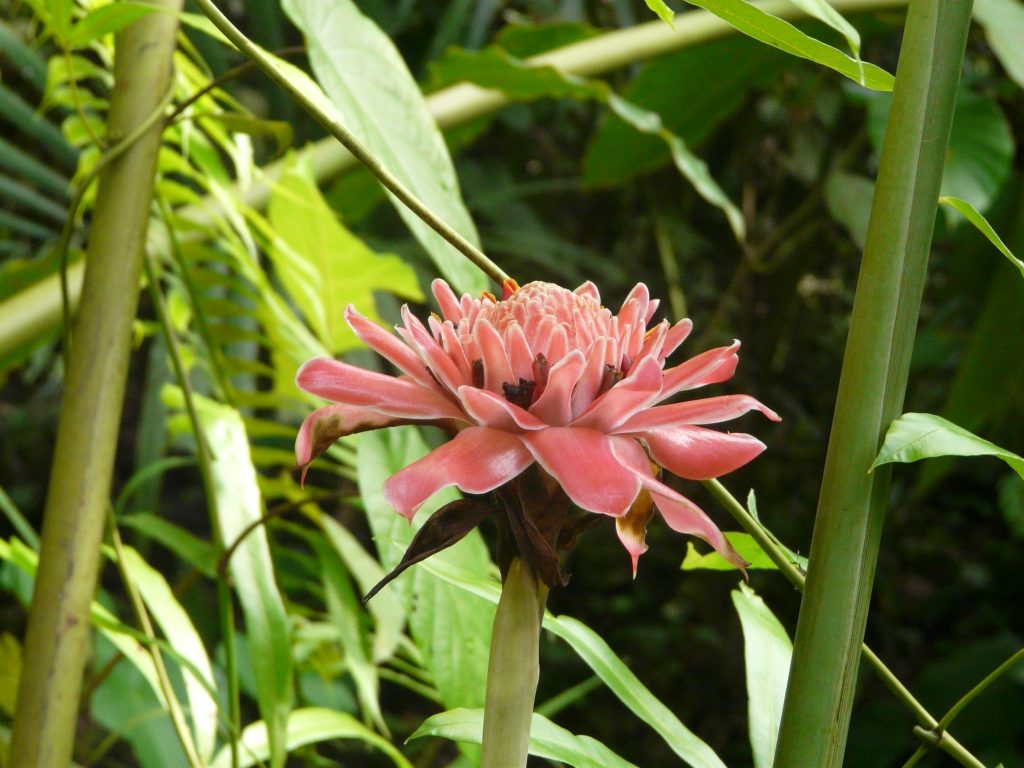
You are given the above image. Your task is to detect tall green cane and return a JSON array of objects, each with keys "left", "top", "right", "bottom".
[
  {"left": 8, "top": 4, "right": 182, "bottom": 765},
  {"left": 773, "top": 2, "right": 974, "bottom": 766},
  {"left": 480, "top": 558, "right": 549, "bottom": 767}
]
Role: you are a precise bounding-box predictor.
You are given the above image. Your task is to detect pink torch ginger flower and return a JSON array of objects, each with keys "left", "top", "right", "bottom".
[{"left": 296, "top": 279, "right": 778, "bottom": 579}]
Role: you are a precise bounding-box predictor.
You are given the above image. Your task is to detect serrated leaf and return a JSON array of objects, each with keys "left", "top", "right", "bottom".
[
  {"left": 939, "top": 196, "right": 1024, "bottom": 279},
  {"left": 872, "top": 412, "right": 1024, "bottom": 481},
  {"left": 410, "top": 708, "right": 640, "bottom": 768},
  {"left": 682, "top": 0, "right": 892, "bottom": 89},
  {"left": 281, "top": 0, "right": 488, "bottom": 293},
  {"left": 732, "top": 583, "right": 792, "bottom": 768},
  {"left": 266, "top": 162, "right": 422, "bottom": 354},
  {"left": 209, "top": 708, "right": 412, "bottom": 768}
]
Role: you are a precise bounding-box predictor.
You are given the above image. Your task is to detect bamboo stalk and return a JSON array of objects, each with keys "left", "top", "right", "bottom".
[
  {"left": 772, "top": 3, "right": 974, "bottom": 766},
  {"left": 7, "top": 4, "right": 183, "bottom": 765}
]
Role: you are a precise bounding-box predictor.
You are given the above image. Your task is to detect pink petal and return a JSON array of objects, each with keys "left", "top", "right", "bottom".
[
  {"left": 611, "top": 437, "right": 746, "bottom": 570},
  {"left": 296, "top": 404, "right": 403, "bottom": 481},
  {"left": 615, "top": 490, "right": 655, "bottom": 578},
  {"left": 645, "top": 298, "right": 660, "bottom": 324},
  {"left": 439, "top": 321, "right": 473, "bottom": 382},
  {"left": 660, "top": 342, "right": 740, "bottom": 400},
  {"left": 520, "top": 428, "right": 640, "bottom": 516},
  {"left": 457, "top": 386, "right": 545, "bottom": 431},
  {"left": 617, "top": 394, "right": 781, "bottom": 432},
  {"left": 344, "top": 306, "right": 430, "bottom": 385},
  {"left": 505, "top": 323, "right": 535, "bottom": 383},
  {"left": 570, "top": 338, "right": 608, "bottom": 418},
  {"left": 474, "top": 318, "right": 514, "bottom": 392},
  {"left": 383, "top": 427, "right": 533, "bottom": 519},
  {"left": 401, "top": 305, "right": 466, "bottom": 392},
  {"left": 660, "top": 319, "right": 694, "bottom": 362},
  {"left": 431, "top": 279, "right": 463, "bottom": 322},
  {"left": 530, "top": 350, "right": 586, "bottom": 426},
  {"left": 572, "top": 355, "right": 664, "bottom": 431},
  {"left": 635, "top": 426, "right": 767, "bottom": 480},
  {"left": 574, "top": 281, "right": 601, "bottom": 302},
  {"left": 296, "top": 358, "right": 464, "bottom": 420}
]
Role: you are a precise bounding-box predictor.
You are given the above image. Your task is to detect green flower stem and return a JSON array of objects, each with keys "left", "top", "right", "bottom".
[
  {"left": 190, "top": 0, "right": 509, "bottom": 287},
  {"left": 703, "top": 480, "right": 986, "bottom": 768},
  {"left": 7, "top": 4, "right": 183, "bottom": 766},
  {"left": 480, "top": 557, "right": 549, "bottom": 768},
  {"left": 772, "top": 2, "right": 974, "bottom": 766},
  {"left": 0, "top": 0, "right": 912, "bottom": 359}
]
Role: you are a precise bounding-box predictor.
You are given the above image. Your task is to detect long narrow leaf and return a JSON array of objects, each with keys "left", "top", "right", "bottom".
[{"left": 939, "top": 196, "right": 1024, "bottom": 279}]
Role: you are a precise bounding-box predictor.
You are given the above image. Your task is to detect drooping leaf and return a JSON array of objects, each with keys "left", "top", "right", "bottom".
[
  {"left": 939, "top": 196, "right": 1024, "bottom": 279},
  {"left": 644, "top": 0, "right": 676, "bottom": 27},
  {"left": 782, "top": 0, "right": 861, "bottom": 59},
  {"left": 410, "top": 707, "right": 641, "bottom": 768},
  {"left": 866, "top": 89, "right": 1014, "bottom": 217},
  {"left": 973, "top": 0, "right": 1024, "bottom": 90},
  {"left": 732, "top": 583, "right": 792, "bottom": 768},
  {"left": 266, "top": 161, "right": 422, "bottom": 354},
  {"left": 209, "top": 708, "right": 413, "bottom": 768},
  {"left": 681, "top": 0, "right": 892, "bottom": 90},
  {"left": 168, "top": 388, "right": 293, "bottom": 768},
  {"left": 681, "top": 531, "right": 778, "bottom": 571},
  {"left": 281, "top": 0, "right": 488, "bottom": 294},
  {"left": 872, "top": 412, "right": 1024, "bottom": 481}
]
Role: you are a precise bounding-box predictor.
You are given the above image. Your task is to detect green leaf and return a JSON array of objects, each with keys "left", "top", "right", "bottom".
[
  {"left": 428, "top": 46, "right": 743, "bottom": 238},
  {"left": 867, "top": 89, "right": 1014, "bottom": 217},
  {"left": 681, "top": 0, "right": 893, "bottom": 90},
  {"left": 115, "top": 545, "right": 219, "bottom": 763},
  {"left": 494, "top": 21, "right": 599, "bottom": 58},
  {"left": 732, "top": 583, "right": 792, "bottom": 768},
  {"left": 939, "top": 196, "right": 1024, "bottom": 279},
  {"left": 824, "top": 170, "right": 874, "bottom": 250},
  {"left": 356, "top": 428, "right": 494, "bottom": 764},
  {"left": 66, "top": 2, "right": 159, "bottom": 48},
  {"left": 410, "top": 708, "right": 641, "bottom": 768},
  {"left": 782, "top": 0, "right": 861, "bottom": 59},
  {"left": 173, "top": 389, "right": 293, "bottom": 768},
  {"left": 973, "top": 0, "right": 1024, "bottom": 90},
  {"left": 209, "top": 707, "right": 412, "bottom": 768},
  {"left": 872, "top": 412, "right": 1024, "bottom": 481},
  {"left": 682, "top": 531, "right": 778, "bottom": 571},
  {"left": 119, "top": 513, "right": 218, "bottom": 575},
  {"left": 281, "top": 0, "right": 488, "bottom": 294},
  {"left": 644, "top": 0, "right": 676, "bottom": 27},
  {"left": 583, "top": 36, "right": 785, "bottom": 187},
  {"left": 266, "top": 161, "right": 423, "bottom": 354}
]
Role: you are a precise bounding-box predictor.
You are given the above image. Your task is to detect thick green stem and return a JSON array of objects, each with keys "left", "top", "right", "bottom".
[
  {"left": 480, "top": 558, "right": 548, "bottom": 768},
  {"left": 7, "top": 4, "right": 182, "bottom": 766},
  {"left": 772, "top": 3, "right": 973, "bottom": 767}
]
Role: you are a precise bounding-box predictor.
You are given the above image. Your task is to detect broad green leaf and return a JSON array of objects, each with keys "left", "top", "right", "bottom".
[
  {"left": 356, "top": 428, "right": 493, "bottom": 764},
  {"left": 410, "top": 708, "right": 641, "bottom": 768},
  {"left": 644, "top": 0, "right": 675, "bottom": 27},
  {"left": 48, "top": 0, "right": 74, "bottom": 46},
  {"left": 282, "top": 0, "right": 488, "bottom": 294},
  {"left": 115, "top": 545, "right": 218, "bottom": 762},
  {"left": 414, "top": 554, "right": 728, "bottom": 768},
  {"left": 939, "top": 196, "right": 1024, "bottom": 279},
  {"left": 867, "top": 89, "right": 1014, "bottom": 217},
  {"left": 428, "top": 46, "right": 743, "bottom": 238},
  {"left": 584, "top": 36, "right": 785, "bottom": 187},
  {"left": 311, "top": 536, "right": 387, "bottom": 734},
  {"left": 682, "top": 531, "right": 777, "bottom": 571},
  {"left": 66, "top": 2, "right": 159, "bottom": 48},
  {"left": 682, "top": 0, "right": 893, "bottom": 90},
  {"left": 209, "top": 707, "right": 412, "bottom": 768},
  {"left": 266, "top": 162, "right": 422, "bottom": 354},
  {"left": 175, "top": 389, "right": 293, "bottom": 768},
  {"left": 872, "top": 412, "right": 1024, "bottom": 481},
  {"left": 732, "top": 583, "right": 792, "bottom": 768},
  {"left": 494, "top": 21, "right": 599, "bottom": 58},
  {"left": 973, "top": 0, "right": 1024, "bottom": 90}
]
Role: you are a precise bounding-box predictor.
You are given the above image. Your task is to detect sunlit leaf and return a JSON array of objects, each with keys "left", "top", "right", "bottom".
[
  {"left": 939, "top": 196, "right": 1024, "bottom": 279},
  {"left": 682, "top": 0, "right": 892, "bottom": 90},
  {"left": 682, "top": 531, "right": 777, "bottom": 571},
  {"left": 732, "top": 583, "right": 792, "bottom": 768},
  {"left": 266, "top": 162, "right": 423, "bottom": 354},
  {"left": 282, "top": 0, "right": 488, "bottom": 293},
  {"left": 644, "top": 0, "right": 675, "bottom": 27},
  {"left": 209, "top": 707, "right": 412, "bottom": 768},
  {"left": 782, "top": 0, "right": 861, "bottom": 59},
  {"left": 872, "top": 412, "right": 1024, "bottom": 481},
  {"left": 66, "top": 2, "right": 159, "bottom": 48},
  {"left": 410, "top": 707, "right": 641, "bottom": 768}
]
